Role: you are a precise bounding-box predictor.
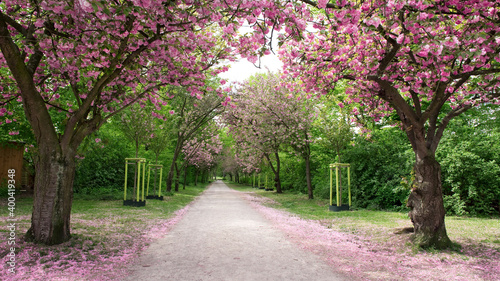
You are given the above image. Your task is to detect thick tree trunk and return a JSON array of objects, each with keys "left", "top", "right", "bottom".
[
  {"left": 305, "top": 154, "right": 313, "bottom": 199},
  {"left": 407, "top": 154, "right": 452, "bottom": 249},
  {"left": 25, "top": 145, "right": 76, "bottom": 245},
  {"left": 183, "top": 164, "right": 188, "bottom": 190},
  {"left": 195, "top": 169, "right": 199, "bottom": 186},
  {"left": 174, "top": 162, "right": 180, "bottom": 192}
]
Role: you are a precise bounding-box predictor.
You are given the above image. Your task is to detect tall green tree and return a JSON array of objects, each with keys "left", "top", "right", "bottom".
[{"left": 165, "top": 87, "right": 224, "bottom": 192}]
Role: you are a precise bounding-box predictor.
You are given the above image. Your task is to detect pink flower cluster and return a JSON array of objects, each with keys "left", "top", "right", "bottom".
[
  {"left": 183, "top": 133, "right": 223, "bottom": 169},
  {"left": 223, "top": 72, "right": 317, "bottom": 173},
  {"left": 274, "top": 0, "right": 500, "bottom": 125}
]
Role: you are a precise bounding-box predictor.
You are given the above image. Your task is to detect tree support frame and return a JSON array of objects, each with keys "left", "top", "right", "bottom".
[
  {"left": 124, "top": 158, "right": 147, "bottom": 207},
  {"left": 329, "top": 163, "right": 351, "bottom": 211}
]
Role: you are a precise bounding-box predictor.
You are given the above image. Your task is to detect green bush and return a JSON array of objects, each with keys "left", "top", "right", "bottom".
[
  {"left": 443, "top": 193, "right": 468, "bottom": 216},
  {"left": 439, "top": 144, "right": 500, "bottom": 216},
  {"left": 280, "top": 155, "right": 308, "bottom": 193},
  {"left": 437, "top": 107, "right": 500, "bottom": 216},
  {"left": 341, "top": 127, "right": 414, "bottom": 210},
  {"left": 74, "top": 131, "right": 132, "bottom": 194}
]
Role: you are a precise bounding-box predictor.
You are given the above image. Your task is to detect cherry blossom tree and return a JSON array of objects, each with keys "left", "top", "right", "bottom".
[
  {"left": 276, "top": 81, "right": 318, "bottom": 199},
  {"left": 225, "top": 73, "right": 318, "bottom": 195},
  {"left": 0, "top": 0, "right": 252, "bottom": 245},
  {"left": 233, "top": 143, "right": 264, "bottom": 176},
  {"left": 225, "top": 73, "right": 292, "bottom": 193},
  {"left": 269, "top": 0, "right": 500, "bottom": 248},
  {"left": 165, "top": 87, "right": 224, "bottom": 192},
  {"left": 182, "top": 129, "right": 222, "bottom": 186},
  {"left": 218, "top": 146, "right": 241, "bottom": 182},
  {"left": 216, "top": 129, "right": 259, "bottom": 182}
]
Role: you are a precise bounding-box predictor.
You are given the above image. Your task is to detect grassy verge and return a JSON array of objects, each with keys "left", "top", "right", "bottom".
[
  {"left": 228, "top": 181, "right": 500, "bottom": 280},
  {"left": 226, "top": 181, "right": 500, "bottom": 251},
  {"left": 0, "top": 183, "right": 209, "bottom": 280}
]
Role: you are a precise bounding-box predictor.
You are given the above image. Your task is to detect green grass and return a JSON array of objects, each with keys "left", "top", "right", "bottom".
[
  {"left": 226, "top": 181, "right": 500, "bottom": 249},
  {"left": 0, "top": 183, "right": 208, "bottom": 236}
]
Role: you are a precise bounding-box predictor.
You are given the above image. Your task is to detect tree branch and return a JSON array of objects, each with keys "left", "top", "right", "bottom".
[{"left": 431, "top": 103, "right": 472, "bottom": 152}]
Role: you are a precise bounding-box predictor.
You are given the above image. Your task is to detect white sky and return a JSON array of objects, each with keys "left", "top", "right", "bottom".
[
  {"left": 218, "top": 22, "right": 284, "bottom": 83},
  {"left": 218, "top": 53, "right": 283, "bottom": 83}
]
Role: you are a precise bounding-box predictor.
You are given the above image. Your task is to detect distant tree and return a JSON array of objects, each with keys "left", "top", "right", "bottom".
[
  {"left": 226, "top": 73, "right": 318, "bottom": 197},
  {"left": 183, "top": 128, "right": 223, "bottom": 186},
  {"left": 225, "top": 73, "right": 289, "bottom": 193},
  {"left": 166, "top": 87, "right": 224, "bottom": 192},
  {"left": 118, "top": 103, "right": 155, "bottom": 158}
]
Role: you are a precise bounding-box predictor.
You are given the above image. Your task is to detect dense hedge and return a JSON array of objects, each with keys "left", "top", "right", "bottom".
[
  {"left": 73, "top": 132, "right": 131, "bottom": 195},
  {"left": 73, "top": 125, "right": 210, "bottom": 196},
  {"left": 437, "top": 110, "right": 500, "bottom": 216},
  {"left": 309, "top": 127, "right": 414, "bottom": 211}
]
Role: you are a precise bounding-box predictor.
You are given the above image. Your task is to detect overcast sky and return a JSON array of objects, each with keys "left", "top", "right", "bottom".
[
  {"left": 218, "top": 22, "right": 284, "bottom": 83},
  {"left": 218, "top": 52, "right": 283, "bottom": 83}
]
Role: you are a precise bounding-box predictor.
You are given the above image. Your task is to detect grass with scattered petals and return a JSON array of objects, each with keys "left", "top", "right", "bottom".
[
  {"left": 0, "top": 183, "right": 208, "bottom": 281},
  {"left": 228, "top": 181, "right": 500, "bottom": 280}
]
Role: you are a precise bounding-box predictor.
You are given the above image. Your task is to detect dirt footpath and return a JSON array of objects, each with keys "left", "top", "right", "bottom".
[{"left": 125, "top": 180, "right": 348, "bottom": 281}]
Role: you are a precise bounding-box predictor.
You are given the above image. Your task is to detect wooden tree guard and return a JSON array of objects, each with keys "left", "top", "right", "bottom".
[
  {"left": 146, "top": 164, "right": 163, "bottom": 200},
  {"left": 329, "top": 163, "right": 351, "bottom": 211},
  {"left": 124, "top": 158, "right": 147, "bottom": 207}
]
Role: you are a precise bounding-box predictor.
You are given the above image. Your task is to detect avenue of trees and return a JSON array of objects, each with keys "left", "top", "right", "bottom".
[{"left": 1, "top": 0, "right": 499, "bottom": 249}]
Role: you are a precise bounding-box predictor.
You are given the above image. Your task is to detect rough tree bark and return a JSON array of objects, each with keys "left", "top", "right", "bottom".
[
  {"left": 264, "top": 152, "right": 282, "bottom": 193},
  {"left": 407, "top": 153, "right": 450, "bottom": 248},
  {"left": 373, "top": 77, "right": 452, "bottom": 249},
  {"left": 304, "top": 153, "right": 313, "bottom": 199},
  {"left": 0, "top": 15, "right": 81, "bottom": 244},
  {"left": 25, "top": 144, "right": 77, "bottom": 244},
  {"left": 0, "top": 10, "right": 156, "bottom": 245}
]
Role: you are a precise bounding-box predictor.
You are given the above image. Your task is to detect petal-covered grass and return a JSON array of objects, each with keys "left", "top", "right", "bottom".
[
  {"left": 228, "top": 182, "right": 500, "bottom": 281},
  {"left": 0, "top": 184, "right": 207, "bottom": 281}
]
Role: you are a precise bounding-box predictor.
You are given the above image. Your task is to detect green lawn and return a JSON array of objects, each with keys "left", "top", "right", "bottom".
[{"left": 0, "top": 183, "right": 208, "bottom": 238}]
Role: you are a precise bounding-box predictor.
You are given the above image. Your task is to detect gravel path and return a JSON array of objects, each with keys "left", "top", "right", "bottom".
[{"left": 126, "top": 180, "right": 348, "bottom": 281}]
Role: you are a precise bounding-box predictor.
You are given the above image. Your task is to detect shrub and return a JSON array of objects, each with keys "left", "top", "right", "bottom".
[
  {"left": 342, "top": 127, "right": 414, "bottom": 210},
  {"left": 74, "top": 130, "right": 132, "bottom": 194}
]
